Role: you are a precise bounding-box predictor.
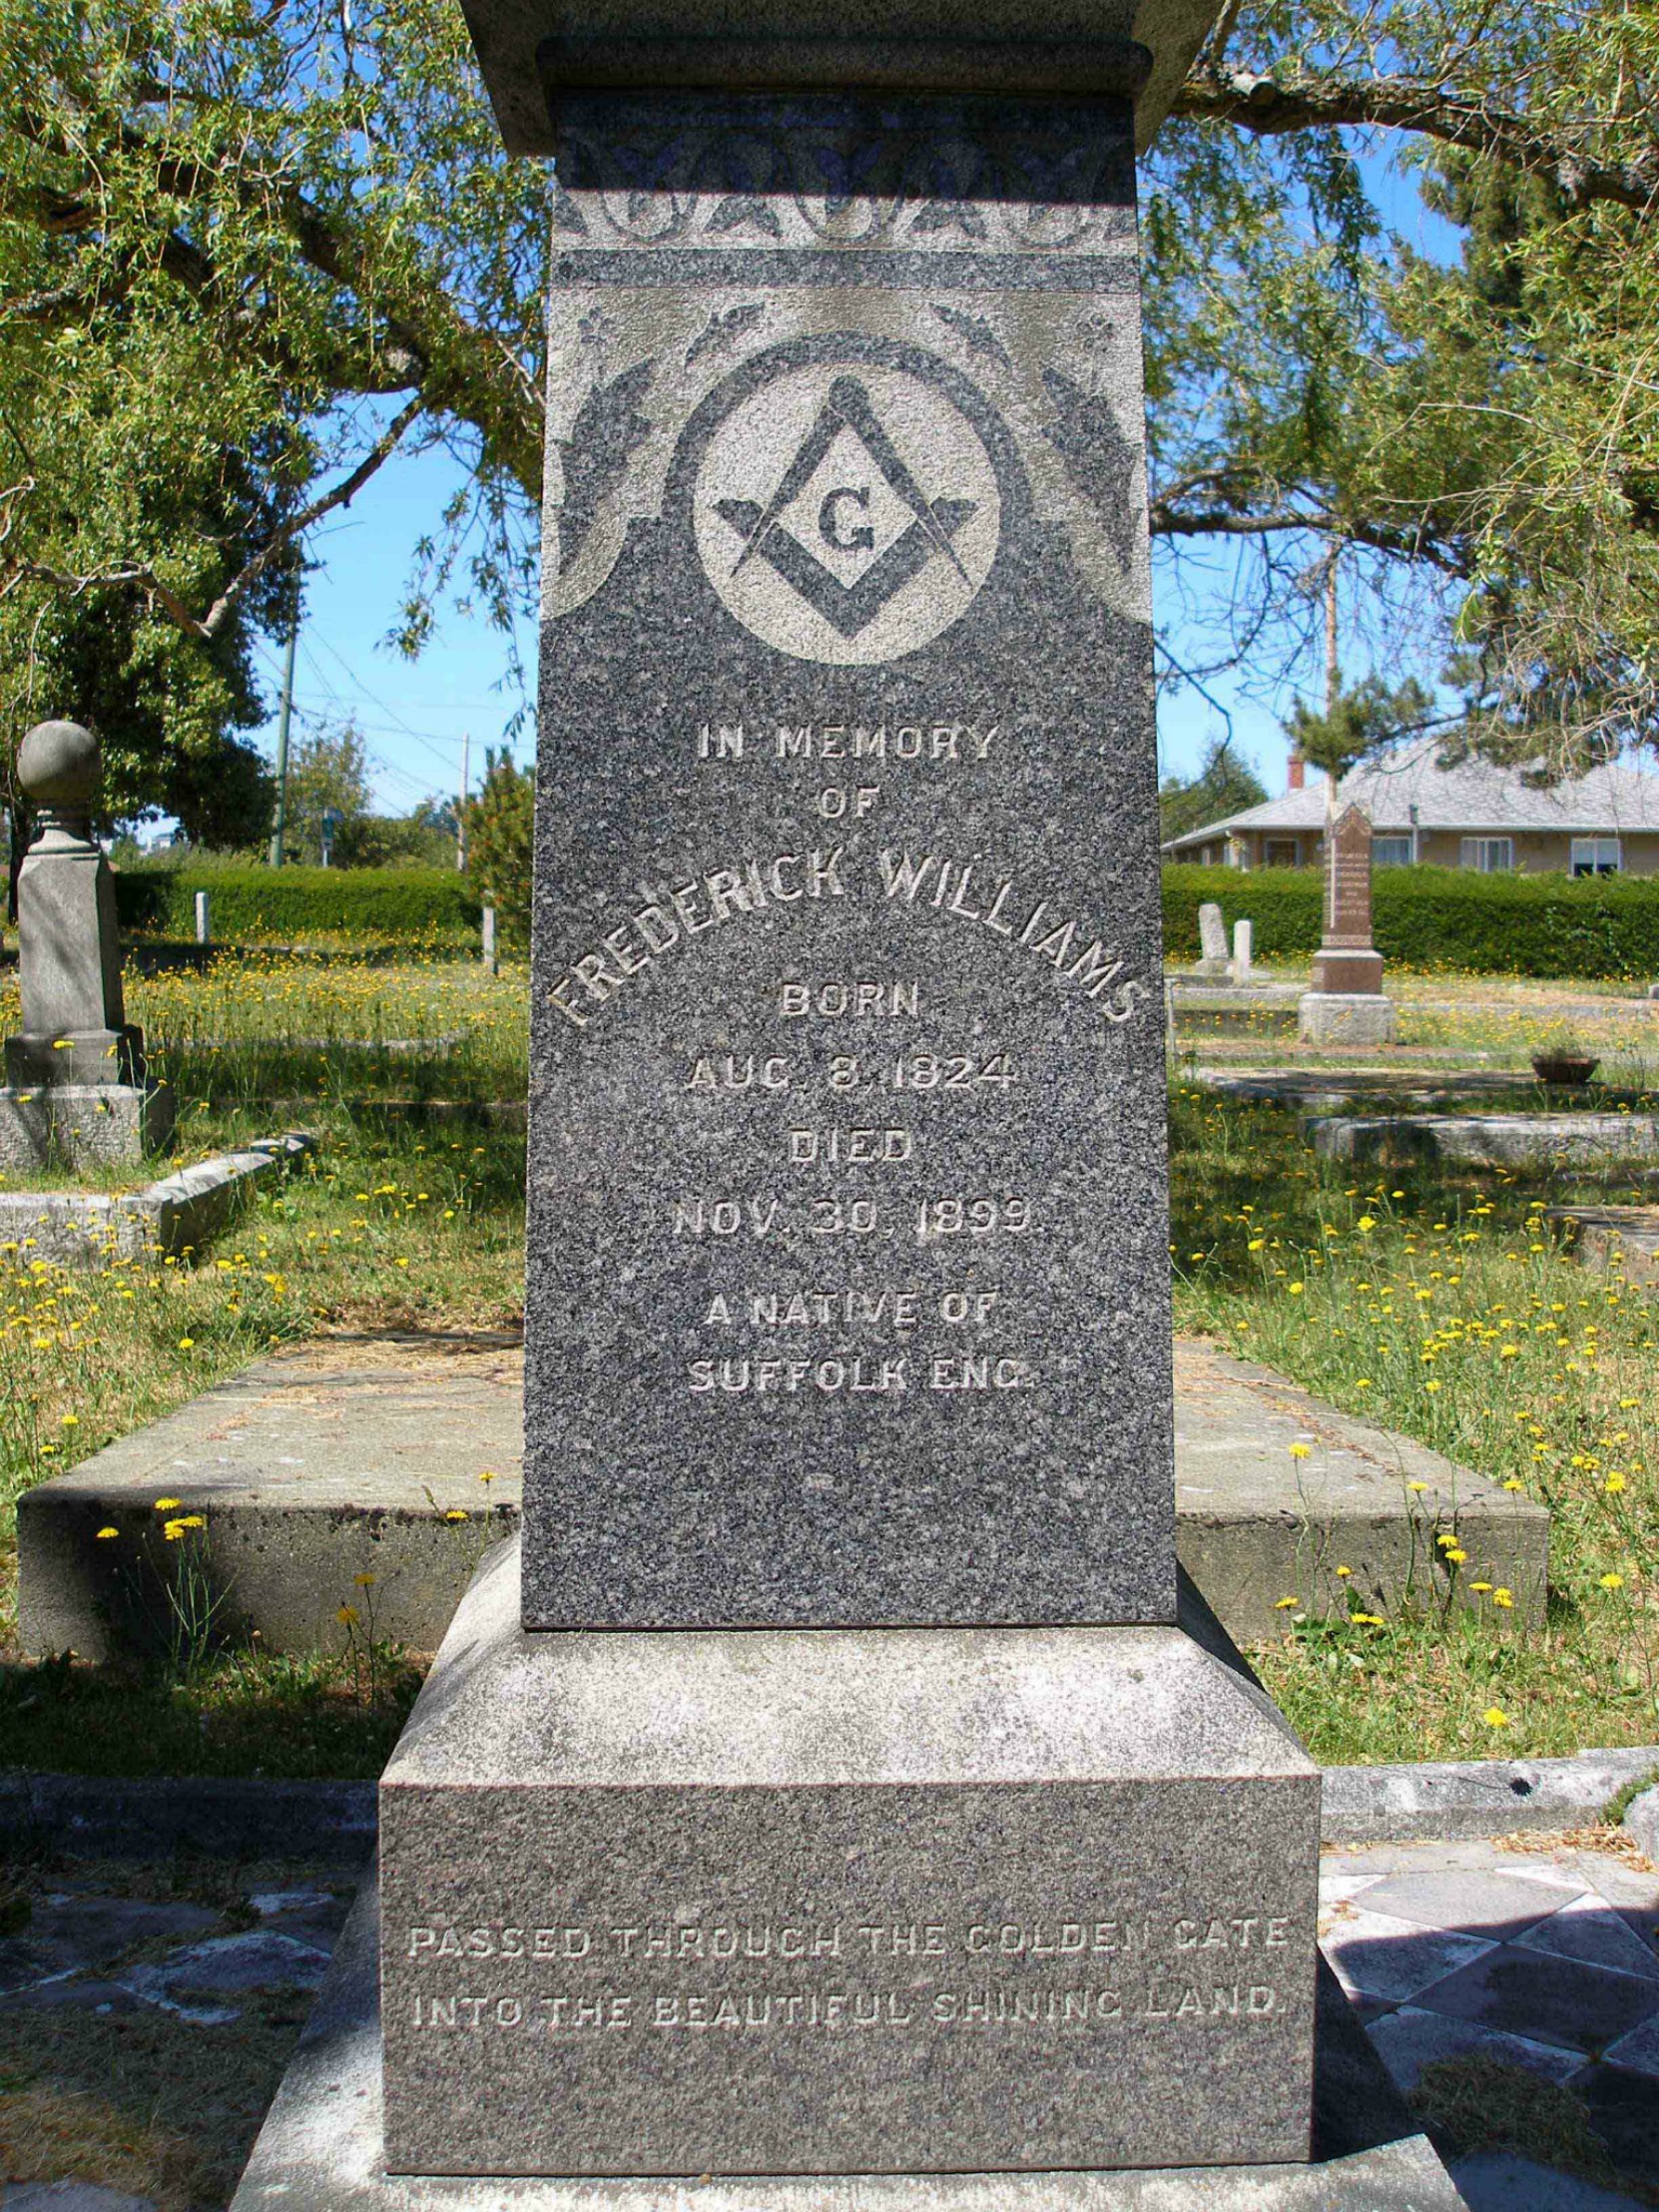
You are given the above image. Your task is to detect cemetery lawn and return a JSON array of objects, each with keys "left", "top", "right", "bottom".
[{"left": 1170, "top": 1083, "right": 1659, "bottom": 1771}]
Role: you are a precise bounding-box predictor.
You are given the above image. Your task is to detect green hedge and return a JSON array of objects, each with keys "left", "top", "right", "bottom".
[
  {"left": 1163, "top": 863, "right": 1659, "bottom": 980},
  {"left": 114, "top": 864, "right": 482, "bottom": 942}
]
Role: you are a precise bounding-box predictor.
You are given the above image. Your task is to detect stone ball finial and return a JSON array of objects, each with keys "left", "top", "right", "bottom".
[{"left": 17, "top": 719, "right": 100, "bottom": 811}]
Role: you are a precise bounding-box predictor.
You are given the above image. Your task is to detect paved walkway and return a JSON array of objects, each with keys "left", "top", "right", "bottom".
[
  {"left": 0, "top": 1831, "right": 1655, "bottom": 2208},
  {"left": 1322, "top": 1833, "right": 1659, "bottom": 2209}
]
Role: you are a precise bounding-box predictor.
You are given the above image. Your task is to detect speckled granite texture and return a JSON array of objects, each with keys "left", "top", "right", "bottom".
[
  {"left": 379, "top": 1541, "right": 1320, "bottom": 2176},
  {"left": 523, "top": 90, "right": 1176, "bottom": 1630}
]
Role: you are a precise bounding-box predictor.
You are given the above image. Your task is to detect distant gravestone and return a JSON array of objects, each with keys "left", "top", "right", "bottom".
[
  {"left": 0, "top": 721, "right": 174, "bottom": 1166},
  {"left": 194, "top": 890, "right": 211, "bottom": 947},
  {"left": 480, "top": 903, "right": 497, "bottom": 975},
  {"left": 1195, "top": 898, "right": 1231, "bottom": 976},
  {"left": 1231, "top": 916, "right": 1254, "bottom": 981},
  {"left": 1300, "top": 805, "right": 1394, "bottom": 1044}
]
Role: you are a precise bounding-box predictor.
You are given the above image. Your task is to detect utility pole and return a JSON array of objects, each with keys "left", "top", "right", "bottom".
[
  {"left": 269, "top": 619, "right": 297, "bottom": 867},
  {"left": 1323, "top": 545, "right": 1341, "bottom": 838},
  {"left": 456, "top": 728, "right": 470, "bottom": 870}
]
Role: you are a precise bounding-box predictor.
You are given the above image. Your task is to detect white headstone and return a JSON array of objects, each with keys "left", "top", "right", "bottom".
[
  {"left": 1231, "top": 917, "right": 1253, "bottom": 980},
  {"left": 194, "top": 890, "right": 211, "bottom": 947}
]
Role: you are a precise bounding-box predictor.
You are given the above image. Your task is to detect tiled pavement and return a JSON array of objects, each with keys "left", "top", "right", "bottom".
[
  {"left": 1, "top": 1837, "right": 1656, "bottom": 2208},
  {"left": 1321, "top": 1835, "right": 1659, "bottom": 2209}
]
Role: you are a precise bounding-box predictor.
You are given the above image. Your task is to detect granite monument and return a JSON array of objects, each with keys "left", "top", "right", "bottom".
[
  {"left": 368, "top": 0, "right": 1378, "bottom": 2191},
  {"left": 0, "top": 720, "right": 173, "bottom": 1166}
]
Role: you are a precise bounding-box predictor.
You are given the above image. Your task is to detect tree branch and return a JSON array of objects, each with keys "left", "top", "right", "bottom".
[
  {"left": 6, "top": 393, "right": 425, "bottom": 642},
  {"left": 195, "top": 390, "right": 426, "bottom": 636},
  {"left": 1172, "top": 65, "right": 1659, "bottom": 214},
  {"left": 1149, "top": 494, "right": 1471, "bottom": 576}
]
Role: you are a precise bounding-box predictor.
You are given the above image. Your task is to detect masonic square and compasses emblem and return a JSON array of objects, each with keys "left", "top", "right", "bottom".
[{"left": 693, "top": 362, "right": 1002, "bottom": 666}]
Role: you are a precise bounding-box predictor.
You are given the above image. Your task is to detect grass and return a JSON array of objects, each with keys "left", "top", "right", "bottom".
[
  {"left": 0, "top": 946, "right": 528, "bottom": 1773},
  {"left": 1, "top": 945, "right": 1657, "bottom": 1776},
  {"left": 1170, "top": 1082, "right": 1659, "bottom": 1765}
]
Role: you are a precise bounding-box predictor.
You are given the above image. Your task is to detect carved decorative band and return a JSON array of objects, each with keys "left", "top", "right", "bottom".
[{"left": 537, "top": 33, "right": 1153, "bottom": 99}]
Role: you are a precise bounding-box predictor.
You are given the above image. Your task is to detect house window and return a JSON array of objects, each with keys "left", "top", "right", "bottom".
[
  {"left": 1373, "top": 836, "right": 1413, "bottom": 868},
  {"left": 1570, "top": 836, "right": 1621, "bottom": 877},
  {"left": 1263, "top": 838, "right": 1300, "bottom": 867},
  {"left": 1459, "top": 836, "right": 1513, "bottom": 872}
]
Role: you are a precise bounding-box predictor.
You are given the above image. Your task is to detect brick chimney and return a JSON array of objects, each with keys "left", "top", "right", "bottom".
[{"left": 1287, "top": 750, "right": 1306, "bottom": 792}]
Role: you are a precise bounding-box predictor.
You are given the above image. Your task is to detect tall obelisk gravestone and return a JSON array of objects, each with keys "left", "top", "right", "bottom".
[
  {"left": 1300, "top": 802, "right": 1396, "bottom": 1044},
  {"left": 377, "top": 0, "right": 1324, "bottom": 2183}
]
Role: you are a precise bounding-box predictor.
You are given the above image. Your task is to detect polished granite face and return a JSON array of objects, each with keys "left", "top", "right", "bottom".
[{"left": 521, "top": 90, "right": 1178, "bottom": 1630}]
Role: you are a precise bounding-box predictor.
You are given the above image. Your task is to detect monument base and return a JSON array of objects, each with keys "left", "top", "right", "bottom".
[
  {"left": 377, "top": 1539, "right": 1322, "bottom": 2178},
  {"left": 1299, "top": 993, "right": 1397, "bottom": 1047},
  {"left": 5, "top": 1022, "right": 148, "bottom": 1087},
  {"left": 1310, "top": 950, "right": 1386, "bottom": 996},
  {"left": 0, "top": 1079, "right": 175, "bottom": 1168},
  {"left": 231, "top": 1877, "right": 1464, "bottom": 2212}
]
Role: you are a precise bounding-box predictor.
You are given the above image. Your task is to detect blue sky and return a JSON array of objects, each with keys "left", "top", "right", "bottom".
[{"left": 246, "top": 144, "right": 1463, "bottom": 823}]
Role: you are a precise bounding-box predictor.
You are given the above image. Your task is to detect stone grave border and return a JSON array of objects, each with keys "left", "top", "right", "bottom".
[
  {"left": 0, "top": 1131, "right": 315, "bottom": 1268},
  {"left": 3, "top": 1744, "right": 1654, "bottom": 1861}
]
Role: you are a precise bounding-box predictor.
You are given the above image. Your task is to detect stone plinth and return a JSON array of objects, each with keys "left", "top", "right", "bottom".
[
  {"left": 1298, "top": 992, "right": 1396, "bottom": 1047},
  {"left": 1309, "top": 947, "right": 1384, "bottom": 997},
  {"left": 380, "top": 1539, "right": 1320, "bottom": 2177}
]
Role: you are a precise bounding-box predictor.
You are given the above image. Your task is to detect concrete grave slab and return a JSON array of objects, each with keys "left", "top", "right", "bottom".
[
  {"left": 18, "top": 1335, "right": 1546, "bottom": 1659},
  {"left": 17, "top": 1337, "right": 521, "bottom": 1662},
  {"left": 1173, "top": 1341, "right": 1547, "bottom": 1638},
  {"left": 1548, "top": 1205, "right": 1659, "bottom": 1289},
  {"left": 1310, "top": 1112, "right": 1659, "bottom": 1170}
]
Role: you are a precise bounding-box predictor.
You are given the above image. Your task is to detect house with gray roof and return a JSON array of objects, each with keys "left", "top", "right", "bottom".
[{"left": 1163, "top": 737, "right": 1659, "bottom": 876}]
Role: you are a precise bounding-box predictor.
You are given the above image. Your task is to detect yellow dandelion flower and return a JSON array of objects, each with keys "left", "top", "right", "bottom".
[
  {"left": 353, "top": 1571, "right": 377, "bottom": 1587},
  {"left": 1470, "top": 1581, "right": 1492, "bottom": 1593},
  {"left": 95, "top": 1525, "right": 119, "bottom": 1540},
  {"left": 1482, "top": 1708, "right": 1509, "bottom": 1728},
  {"left": 444, "top": 1508, "right": 469, "bottom": 1523},
  {"left": 1335, "top": 1565, "right": 1353, "bottom": 1579},
  {"left": 1275, "top": 1596, "right": 1299, "bottom": 1610},
  {"left": 60, "top": 1412, "right": 78, "bottom": 1427},
  {"left": 1444, "top": 1547, "right": 1468, "bottom": 1565},
  {"left": 337, "top": 1605, "right": 360, "bottom": 1626},
  {"left": 1289, "top": 1441, "right": 1312, "bottom": 1460},
  {"left": 178, "top": 1336, "right": 195, "bottom": 1350},
  {"left": 1600, "top": 1573, "right": 1625, "bottom": 1591},
  {"left": 1492, "top": 1588, "right": 1514, "bottom": 1609},
  {"left": 154, "top": 1497, "right": 183, "bottom": 1512},
  {"left": 1606, "top": 1472, "right": 1627, "bottom": 1494}
]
